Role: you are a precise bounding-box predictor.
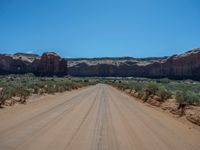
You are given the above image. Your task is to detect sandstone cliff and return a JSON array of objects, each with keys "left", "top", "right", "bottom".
[
  {"left": 0, "top": 49, "right": 199, "bottom": 80},
  {"left": 32, "top": 52, "right": 67, "bottom": 76},
  {"left": 0, "top": 52, "right": 67, "bottom": 76},
  {"left": 67, "top": 48, "right": 200, "bottom": 80}
]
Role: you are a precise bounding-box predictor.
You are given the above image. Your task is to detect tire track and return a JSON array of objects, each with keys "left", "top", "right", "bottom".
[
  {"left": 0, "top": 86, "right": 96, "bottom": 136},
  {"left": 15, "top": 87, "right": 99, "bottom": 150},
  {"left": 108, "top": 86, "right": 200, "bottom": 150},
  {"left": 0, "top": 86, "right": 98, "bottom": 149},
  {"left": 64, "top": 84, "right": 102, "bottom": 150},
  {"left": 0, "top": 84, "right": 200, "bottom": 150}
]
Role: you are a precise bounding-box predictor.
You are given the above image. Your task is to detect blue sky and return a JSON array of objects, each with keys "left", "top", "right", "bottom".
[{"left": 0, "top": 0, "right": 200, "bottom": 58}]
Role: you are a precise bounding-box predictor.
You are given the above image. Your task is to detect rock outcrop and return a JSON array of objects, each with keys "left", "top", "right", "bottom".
[
  {"left": 0, "top": 48, "right": 200, "bottom": 80},
  {"left": 0, "top": 54, "right": 31, "bottom": 74},
  {"left": 32, "top": 52, "right": 67, "bottom": 76},
  {"left": 67, "top": 48, "right": 200, "bottom": 80},
  {"left": 0, "top": 52, "right": 67, "bottom": 76}
]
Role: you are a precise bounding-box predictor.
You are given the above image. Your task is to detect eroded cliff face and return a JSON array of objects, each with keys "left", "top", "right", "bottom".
[
  {"left": 0, "top": 52, "right": 68, "bottom": 76},
  {"left": 0, "top": 49, "right": 199, "bottom": 80},
  {"left": 0, "top": 54, "right": 31, "bottom": 74},
  {"left": 67, "top": 48, "right": 200, "bottom": 80},
  {"left": 32, "top": 52, "right": 67, "bottom": 76},
  {"left": 141, "top": 49, "right": 200, "bottom": 79}
]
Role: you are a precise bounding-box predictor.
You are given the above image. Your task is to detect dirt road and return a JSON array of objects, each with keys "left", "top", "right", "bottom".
[{"left": 0, "top": 84, "right": 200, "bottom": 150}]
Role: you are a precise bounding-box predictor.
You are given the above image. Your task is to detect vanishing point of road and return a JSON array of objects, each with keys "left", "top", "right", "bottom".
[{"left": 0, "top": 84, "right": 200, "bottom": 150}]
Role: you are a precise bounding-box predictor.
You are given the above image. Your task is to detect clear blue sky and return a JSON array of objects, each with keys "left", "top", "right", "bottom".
[{"left": 0, "top": 0, "right": 200, "bottom": 58}]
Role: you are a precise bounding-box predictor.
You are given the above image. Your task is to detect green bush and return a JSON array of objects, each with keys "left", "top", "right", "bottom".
[
  {"left": 84, "top": 79, "right": 89, "bottom": 83},
  {"left": 17, "top": 87, "right": 31, "bottom": 104},
  {"left": 176, "top": 91, "right": 200, "bottom": 105},
  {"left": 143, "top": 82, "right": 160, "bottom": 100},
  {"left": 0, "top": 88, "right": 6, "bottom": 107},
  {"left": 106, "top": 78, "right": 200, "bottom": 106},
  {"left": 157, "top": 86, "right": 171, "bottom": 100},
  {"left": 0, "top": 87, "right": 17, "bottom": 106},
  {"left": 132, "top": 82, "right": 143, "bottom": 92},
  {"left": 0, "top": 75, "right": 99, "bottom": 106},
  {"left": 145, "top": 82, "right": 160, "bottom": 95},
  {"left": 188, "top": 92, "right": 200, "bottom": 105}
]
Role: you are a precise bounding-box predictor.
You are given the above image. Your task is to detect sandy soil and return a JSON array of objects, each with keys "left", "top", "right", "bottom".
[{"left": 0, "top": 84, "right": 200, "bottom": 150}]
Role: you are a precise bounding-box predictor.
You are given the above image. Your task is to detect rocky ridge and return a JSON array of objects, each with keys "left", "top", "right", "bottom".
[
  {"left": 0, "top": 52, "right": 67, "bottom": 76},
  {"left": 67, "top": 48, "right": 200, "bottom": 80},
  {"left": 0, "top": 48, "right": 200, "bottom": 80}
]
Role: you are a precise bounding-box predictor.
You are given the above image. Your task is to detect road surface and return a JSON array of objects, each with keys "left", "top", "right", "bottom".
[{"left": 0, "top": 84, "right": 200, "bottom": 150}]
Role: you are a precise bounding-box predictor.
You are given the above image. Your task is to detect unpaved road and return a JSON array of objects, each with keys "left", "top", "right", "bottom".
[{"left": 0, "top": 84, "right": 200, "bottom": 150}]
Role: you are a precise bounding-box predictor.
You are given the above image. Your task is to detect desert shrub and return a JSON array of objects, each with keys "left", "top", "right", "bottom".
[
  {"left": 157, "top": 78, "right": 170, "bottom": 84},
  {"left": 17, "top": 87, "right": 31, "bottom": 104},
  {"left": 144, "top": 82, "right": 160, "bottom": 97},
  {"left": 175, "top": 91, "right": 189, "bottom": 116},
  {"left": 0, "top": 88, "right": 6, "bottom": 107},
  {"left": 176, "top": 91, "right": 187, "bottom": 105},
  {"left": 44, "top": 84, "right": 56, "bottom": 94},
  {"left": 0, "top": 75, "right": 99, "bottom": 106},
  {"left": 0, "top": 86, "right": 18, "bottom": 107},
  {"left": 145, "top": 82, "right": 159, "bottom": 94},
  {"left": 106, "top": 78, "right": 200, "bottom": 107},
  {"left": 132, "top": 82, "right": 143, "bottom": 92},
  {"left": 84, "top": 79, "right": 89, "bottom": 83},
  {"left": 112, "top": 80, "right": 116, "bottom": 83},
  {"left": 32, "top": 86, "right": 40, "bottom": 94},
  {"left": 157, "top": 86, "right": 172, "bottom": 100},
  {"left": 122, "top": 84, "right": 130, "bottom": 90},
  {"left": 175, "top": 91, "right": 199, "bottom": 105},
  {"left": 188, "top": 92, "right": 200, "bottom": 105},
  {"left": 2, "top": 87, "right": 17, "bottom": 99},
  {"left": 141, "top": 82, "right": 171, "bottom": 102},
  {"left": 57, "top": 86, "right": 66, "bottom": 92},
  {"left": 141, "top": 92, "right": 149, "bottom": 102}
]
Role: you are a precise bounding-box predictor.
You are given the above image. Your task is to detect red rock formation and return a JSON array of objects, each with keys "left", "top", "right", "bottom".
[
  {"left": 0, "top": 49, "right": 199, "bottom": 80},
  {"left": 0, "top": 52, "right": 67, "bottom": 76},
  {"left": 144, "top": 49, "right": 200, "bottom": 79},
  {"left": 0, "top": 54, "right": 30, "bottom": 74},
  {"left": 32, "top": 52, "right": 68, "bottom": 76},
  {"left": 68, "top": 48, "right": 200, "bottom": 80}
]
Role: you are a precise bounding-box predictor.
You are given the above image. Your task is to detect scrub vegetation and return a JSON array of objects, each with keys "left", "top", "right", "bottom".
[
  {"left": 0, "top": 74, "right": 98, "bottom": 107},
  {"left": 1, "top": 75, "right": 200, "bottom": 110},
  {"left": 103, "top": 77, "right": 200, "bottom": 106}
]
